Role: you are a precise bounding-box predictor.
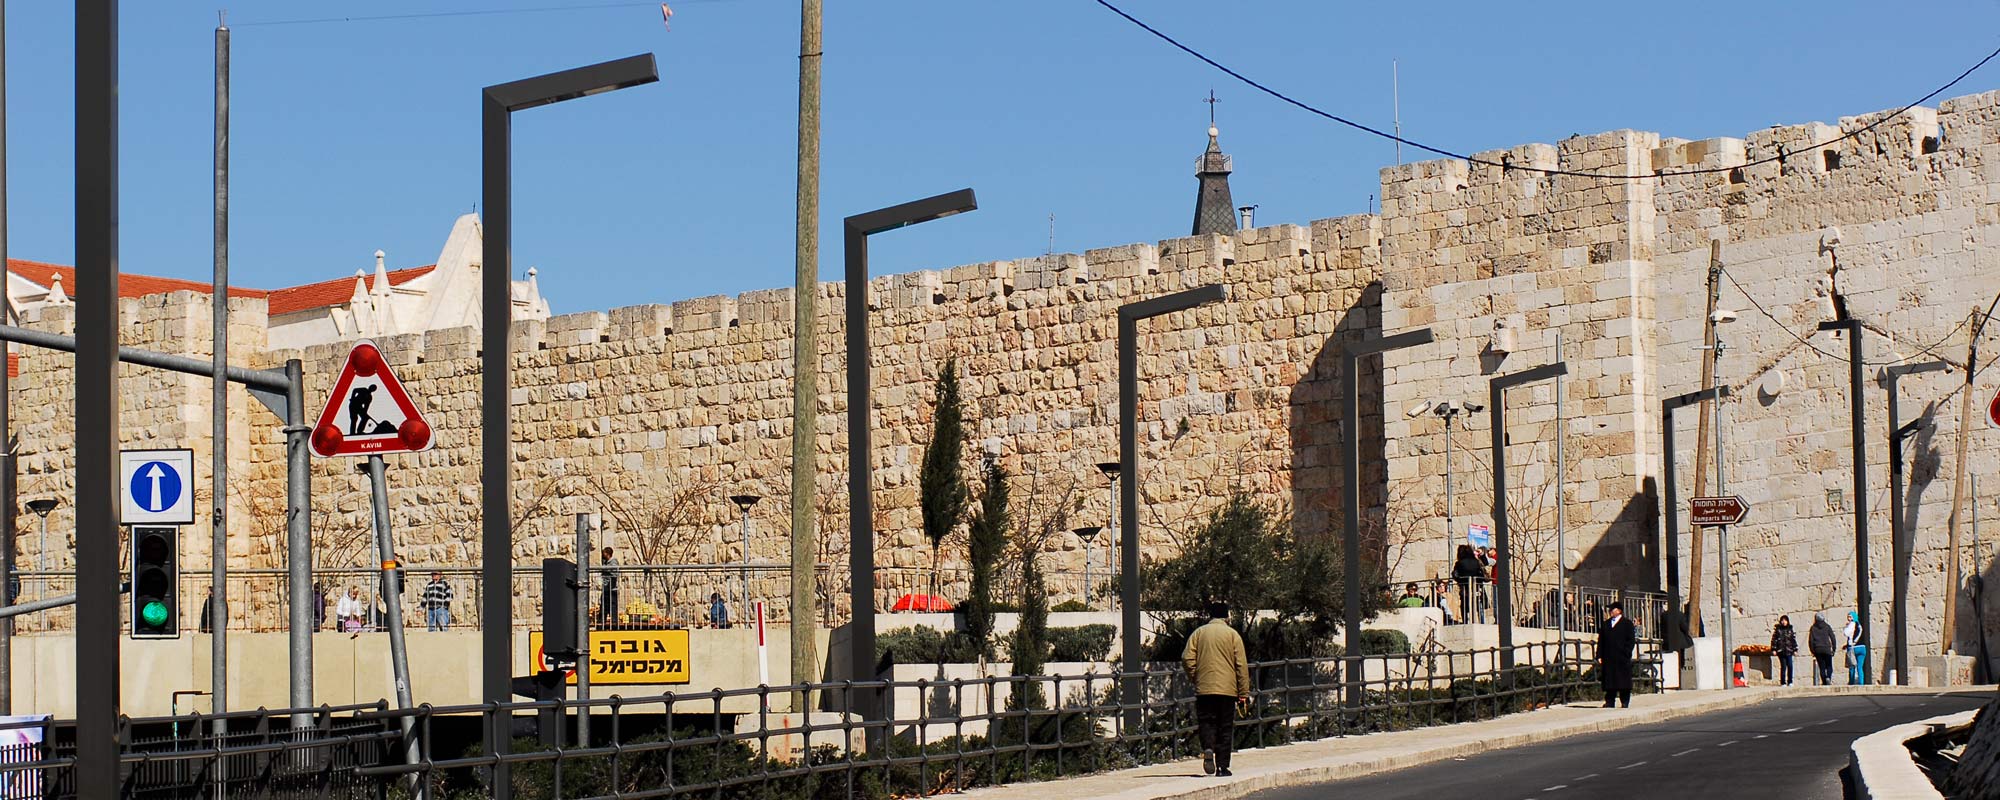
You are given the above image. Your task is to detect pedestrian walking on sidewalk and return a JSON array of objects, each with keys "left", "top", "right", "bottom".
[
  {"left": 1182, "top": 601, "right": 1249, "bottom": 777},
  {"left": 1808, "top": 613, "right": 1837, "bottom": 685},
  {"left": 1769, "top": 615, "right": 1798, "bottom": 686},
  {"left": 1597, "top": 601, "right": 1635, "bottom": 708}
]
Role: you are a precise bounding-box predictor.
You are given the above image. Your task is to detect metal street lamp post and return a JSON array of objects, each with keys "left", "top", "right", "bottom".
[
  {"left": 1096, "top": 461, "right": 1120, "bottom": 611},
  {"left": 1488, "top": 361, "right": 1568, "bottom": 674},
  {"left": 1116, "top": 285, "right": 1227, "bottom": 726},
  {"left": 75, "top": 2, "right": 119, "bottom": 791},
  {"left": 1661, "top": 386, "right": 1728, "bottom": 628},
  {"left": 844, "top": 189, "right": 978, "bottom": 745},
  {"left": 1339, "top": 328, "right": 1432, "bottom": 705},
  {"left": 1073, "top": 527, "right": 1101, "bottom": 610},
  {"left": 480, "top": 54, "right": 657, "bottom": 800},
  {"left": 1883, "top": 359, "right": 1946, "bottom": 685}
]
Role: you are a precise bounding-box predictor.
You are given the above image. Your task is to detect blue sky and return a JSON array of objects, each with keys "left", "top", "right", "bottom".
[{"left": 5, "top": 1, "right": 1999, "bottom": 313}]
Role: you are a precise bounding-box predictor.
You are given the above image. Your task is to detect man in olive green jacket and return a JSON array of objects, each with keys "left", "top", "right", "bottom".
[{"left": 1182, "top": 601, "right": 1250, "bottom": 776}]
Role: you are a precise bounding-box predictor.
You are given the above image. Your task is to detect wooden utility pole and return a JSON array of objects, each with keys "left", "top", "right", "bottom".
[
  {"left": 1943, "top": 299, "right": 1995, "bottom": 653},
  {"left": 1686, "top": 240, "right": 1723, "bottom": 636},
  {"left": 788, "top": 0, "right": 823, "bottom": 706}
]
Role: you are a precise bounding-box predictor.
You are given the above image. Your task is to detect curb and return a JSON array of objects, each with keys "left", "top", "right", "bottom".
[
  {"left": 962, "top": 684, "right": 1983, "bottom": 800},
  {"left": 1849, "top": 708, "right": 1980, "bottom": 800}
]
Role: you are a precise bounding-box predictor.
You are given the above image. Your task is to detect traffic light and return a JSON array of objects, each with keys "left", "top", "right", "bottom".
[
  {"left": 130, "top": 526, "right": 179, "bottom": 639},
  {"left": 542, "top": 558, "right": 578, "bottom": 661}
]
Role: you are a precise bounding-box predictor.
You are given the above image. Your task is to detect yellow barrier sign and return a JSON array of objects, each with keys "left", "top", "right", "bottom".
[{"left": 529, "top": 629, "right": 691, "bottom": 685}]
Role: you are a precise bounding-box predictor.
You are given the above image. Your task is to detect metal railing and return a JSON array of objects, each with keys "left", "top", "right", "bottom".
[
  {"left": 7, "top": 564, "right": 1125, "bottom": 635},
  {"left": 0, "top": 639, "right": 1659, "bottom": 798},
  {"left": 1384, "top": 578, "right": 1669, "bottom": 638}
]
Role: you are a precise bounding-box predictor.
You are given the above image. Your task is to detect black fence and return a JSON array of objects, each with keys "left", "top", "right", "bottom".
[{"left": 0, "top": 640, "right": 1658, "bottom": 798}]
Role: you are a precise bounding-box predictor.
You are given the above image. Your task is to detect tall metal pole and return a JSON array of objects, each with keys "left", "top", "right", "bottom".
[
  {"left": 211, "top": 15, "right": 230, "bottom": 728},
  {"left": 788, "top": 0, "right": 823, "bottom": 711},
  {"left": 366, "top": 456, "right": 418, "bottom": 776},
  {"left": 575, "top": 513, "right": 591, "bottom": 744},
  {"left": 284, "top": 358, "right": 312, "bottom": 722},
  {"left": 1444, "top": 413, "right": 1454, "bottom": 585},
  {"left": 1883, "top": 359, "right": 1945, "bottom": 685},
  {"left": 1555, "top": 333, "right": 1566, "bottom": 655},
  {"left": 1714, "top": 339, "right": 1731, "bottom": 688},
  {"left": 480, "top": 89, "right": 514, "bottom": 795},
  {"left": 1488, "top": 362, "right": 1566, "bottom": 675},
  {"left": 1117, "top": 313, "right": 1139, "bottom": 724},
  {"left": 0, "top": 0, "right": 13, "bottom": 718},
  {"left": 739, "top": 504, "right": 752, "bottom": 615},
  {"left": 844, "top": 225, "right": 876, "bottom": 735},
  {"left": 1338, "top": 328, "right": 1431, "bottom": 705},
  {"left": 1820, "top": 318, "right": 1870, "bottom": 682},
  {"left": 74, "top": 0, "right": 121, "bottom": 791}
]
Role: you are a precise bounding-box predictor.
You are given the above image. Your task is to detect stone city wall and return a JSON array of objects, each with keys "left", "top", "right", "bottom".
[{"left": 11, "top": 92, "right": 2000, "bottom": 666}]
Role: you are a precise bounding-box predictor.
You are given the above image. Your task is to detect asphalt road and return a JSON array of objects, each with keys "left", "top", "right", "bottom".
[{"left": 1246, "top": 691, "right": 1992, "bottom": 800}]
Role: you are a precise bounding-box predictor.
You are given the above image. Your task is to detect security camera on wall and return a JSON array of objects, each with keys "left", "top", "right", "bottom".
[
  {"left": 1710, "top": 309, "right": 1739, "bottom": 324},
  {"left": 1405, "top": 400, "right": 1433, "bottom": 418},
  {"left": 1431, "top": 400, "right": 1457, "bottom": 417}
]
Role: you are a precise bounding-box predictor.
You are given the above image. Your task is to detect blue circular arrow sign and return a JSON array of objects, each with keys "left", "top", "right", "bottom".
[{"left": 131, "top": 461, "right": 183, "bottom": 514}]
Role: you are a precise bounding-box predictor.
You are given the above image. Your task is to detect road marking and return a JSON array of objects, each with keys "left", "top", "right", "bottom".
[
  {"left": 1717, "top": 740, "right": 1739, "bottom": 747},
  {"left": 1543, "top": 785, "right": 1568, "bottom": 792},
  {"left": 1618, "top": 761, "right": 1648, "bottom": 770},
  {"left": 1573, "top": 774, "right": 1599, "bottom": 781},
  {"left": 1754, "top": 734, "right": 1769, "bottom": 739},
  {"left": 1816, "top": 718, "right": 1841, "bottom": 726},
  {"left": 1782, "top": 726, "right": 1802, "bottom": 732},
  {"left": 1671, "top": 749, "right": 1700, "bottom": 757}
]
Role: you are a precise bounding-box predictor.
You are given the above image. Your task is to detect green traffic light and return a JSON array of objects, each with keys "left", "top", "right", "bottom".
[{"left": 140, "top": 600, "right": 170, "bottom": 628}]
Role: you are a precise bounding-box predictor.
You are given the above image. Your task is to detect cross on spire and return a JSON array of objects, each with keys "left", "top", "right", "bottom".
[{"left": 1204, "top": 89, "right": 1219, "bottom": 127}]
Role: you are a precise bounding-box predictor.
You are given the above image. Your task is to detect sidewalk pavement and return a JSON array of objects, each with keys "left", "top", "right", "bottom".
[{"left": 960, "top": 685, "right": 1956, "bottom": 800}]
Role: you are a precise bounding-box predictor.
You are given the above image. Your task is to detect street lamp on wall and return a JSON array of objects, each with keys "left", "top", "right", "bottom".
[
  {"left": 844, "top": 188, "right": 978, "bottom": 744},
  {"left": 1882, "top": 359, "right": 1945, "bottom": 686},
  {"left": 1116, "top": 284, "right": 1227, "bottom": 724},
  {"left": 1338, "top": 328, "right": 1433, "bottom": 705},
  {"left": 1487, "top": 360, "right": 1568, "bottom": 675},
  {"left": 480, "top": 53, "right": 658, "bottom": 800}
]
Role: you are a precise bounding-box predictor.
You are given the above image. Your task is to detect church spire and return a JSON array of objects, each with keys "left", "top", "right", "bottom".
[{"left": 1192, "top": 90, "right": 1238, "bottom": 237}]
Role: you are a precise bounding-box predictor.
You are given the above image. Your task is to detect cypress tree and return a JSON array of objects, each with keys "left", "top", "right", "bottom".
[
  {"left": 964, "top": 460, "right": 1009, "bottom": 659},
  {"left": 918, "top": 358, "right": 968, "bottom": 597}
]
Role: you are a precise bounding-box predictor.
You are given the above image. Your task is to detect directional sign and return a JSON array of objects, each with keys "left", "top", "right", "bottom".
[
  {"left": 1690, "top": 495, "right": 1750, "bottom": 527},
  {"left": 310, "top": 340, "right": 434, "bottom": 458},
  {"left": 120, "top": 449, "right": 194, "bottom": 525}
]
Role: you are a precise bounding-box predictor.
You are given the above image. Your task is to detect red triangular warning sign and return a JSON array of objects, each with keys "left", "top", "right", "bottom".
[{"left": 310, "top": 339, "right": 435, "bottom": 458}]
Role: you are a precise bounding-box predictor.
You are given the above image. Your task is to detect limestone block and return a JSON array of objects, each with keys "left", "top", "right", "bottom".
[{"left": 672, "top": 295, "right": 738, "bottom": 332}]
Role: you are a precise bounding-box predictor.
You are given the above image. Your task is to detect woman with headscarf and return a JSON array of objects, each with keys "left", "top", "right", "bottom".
[{"left": 1843, "top": 611, "right": 1868, "bottom": 685}]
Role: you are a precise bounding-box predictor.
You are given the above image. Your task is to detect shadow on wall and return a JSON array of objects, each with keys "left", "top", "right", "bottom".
[
  {"left": 1567, "top": 476, "right": 1663, "bottom": 594},
  {"left": 1288, "top": 281, "right": 1385, "bottom": 547}
]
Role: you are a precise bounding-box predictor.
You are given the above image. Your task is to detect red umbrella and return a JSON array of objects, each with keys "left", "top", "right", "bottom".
[{"left": 891, "top": 594, "right": 954, "bottom": 612}]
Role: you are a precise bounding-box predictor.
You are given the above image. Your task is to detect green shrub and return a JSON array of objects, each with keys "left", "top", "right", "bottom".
[
  {"left": 1360, "top": 629, "right": 1410, "bottom": 655},
  {"left": 877, "top": 626, "right": 982, "bottom": 665},
  {"left": 1045, "top": 624, "right": 1115, "bottom": 662},
  {"left": 1052, "top": 600, "right": 1091, "bottom": 613}
]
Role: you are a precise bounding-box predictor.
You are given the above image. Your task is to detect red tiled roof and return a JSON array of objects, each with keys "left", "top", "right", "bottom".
[
  {"left": 266, "top": 265, "right": 437, "bottom": 316},
  {"left": 9, "top": 258, "right": 271, "bottom": 301}
]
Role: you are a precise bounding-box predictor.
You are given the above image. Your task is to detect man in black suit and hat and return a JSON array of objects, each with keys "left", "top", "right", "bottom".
[{"left": 1597, "top": 601, "right": 1636, "bottom": 708}]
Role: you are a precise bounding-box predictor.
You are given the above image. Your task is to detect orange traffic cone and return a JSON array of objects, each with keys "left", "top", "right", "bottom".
[{"left": 1732, "top": 657, "right": 1747, "bottom": 687}]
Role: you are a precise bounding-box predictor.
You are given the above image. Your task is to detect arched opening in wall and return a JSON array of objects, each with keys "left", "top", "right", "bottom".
[
  {"left": 1824, "top": 151, "right": 1842, "bottom": 171},
  {"left": 1286, "top": 280, "right": 1387, "bottom": 557},
  {"left": 1728, "top": 168, "right": 1746, "bottom": 185},
  {"left": 1923, "top": 136, "right": 1942, "bottom": 155}
]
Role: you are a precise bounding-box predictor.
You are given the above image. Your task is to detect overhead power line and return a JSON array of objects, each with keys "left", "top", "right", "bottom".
[
  {"left": 1090, "top": 0, "right": 2000, "bottom": 181},
  {"left": 1719, "top": 265, "right": 1985, "bottom": 367}
]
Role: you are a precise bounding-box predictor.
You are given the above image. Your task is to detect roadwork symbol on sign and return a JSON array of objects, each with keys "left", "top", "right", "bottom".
[
  {"left": 120, "top": 448, "right": 194, "bottom": 525},
  {"left": 310, "top": 340, "right": 434, "bottom": 458},
  {"left": 1690, "top": 495, "right": 1750, "bottom": 527}
]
